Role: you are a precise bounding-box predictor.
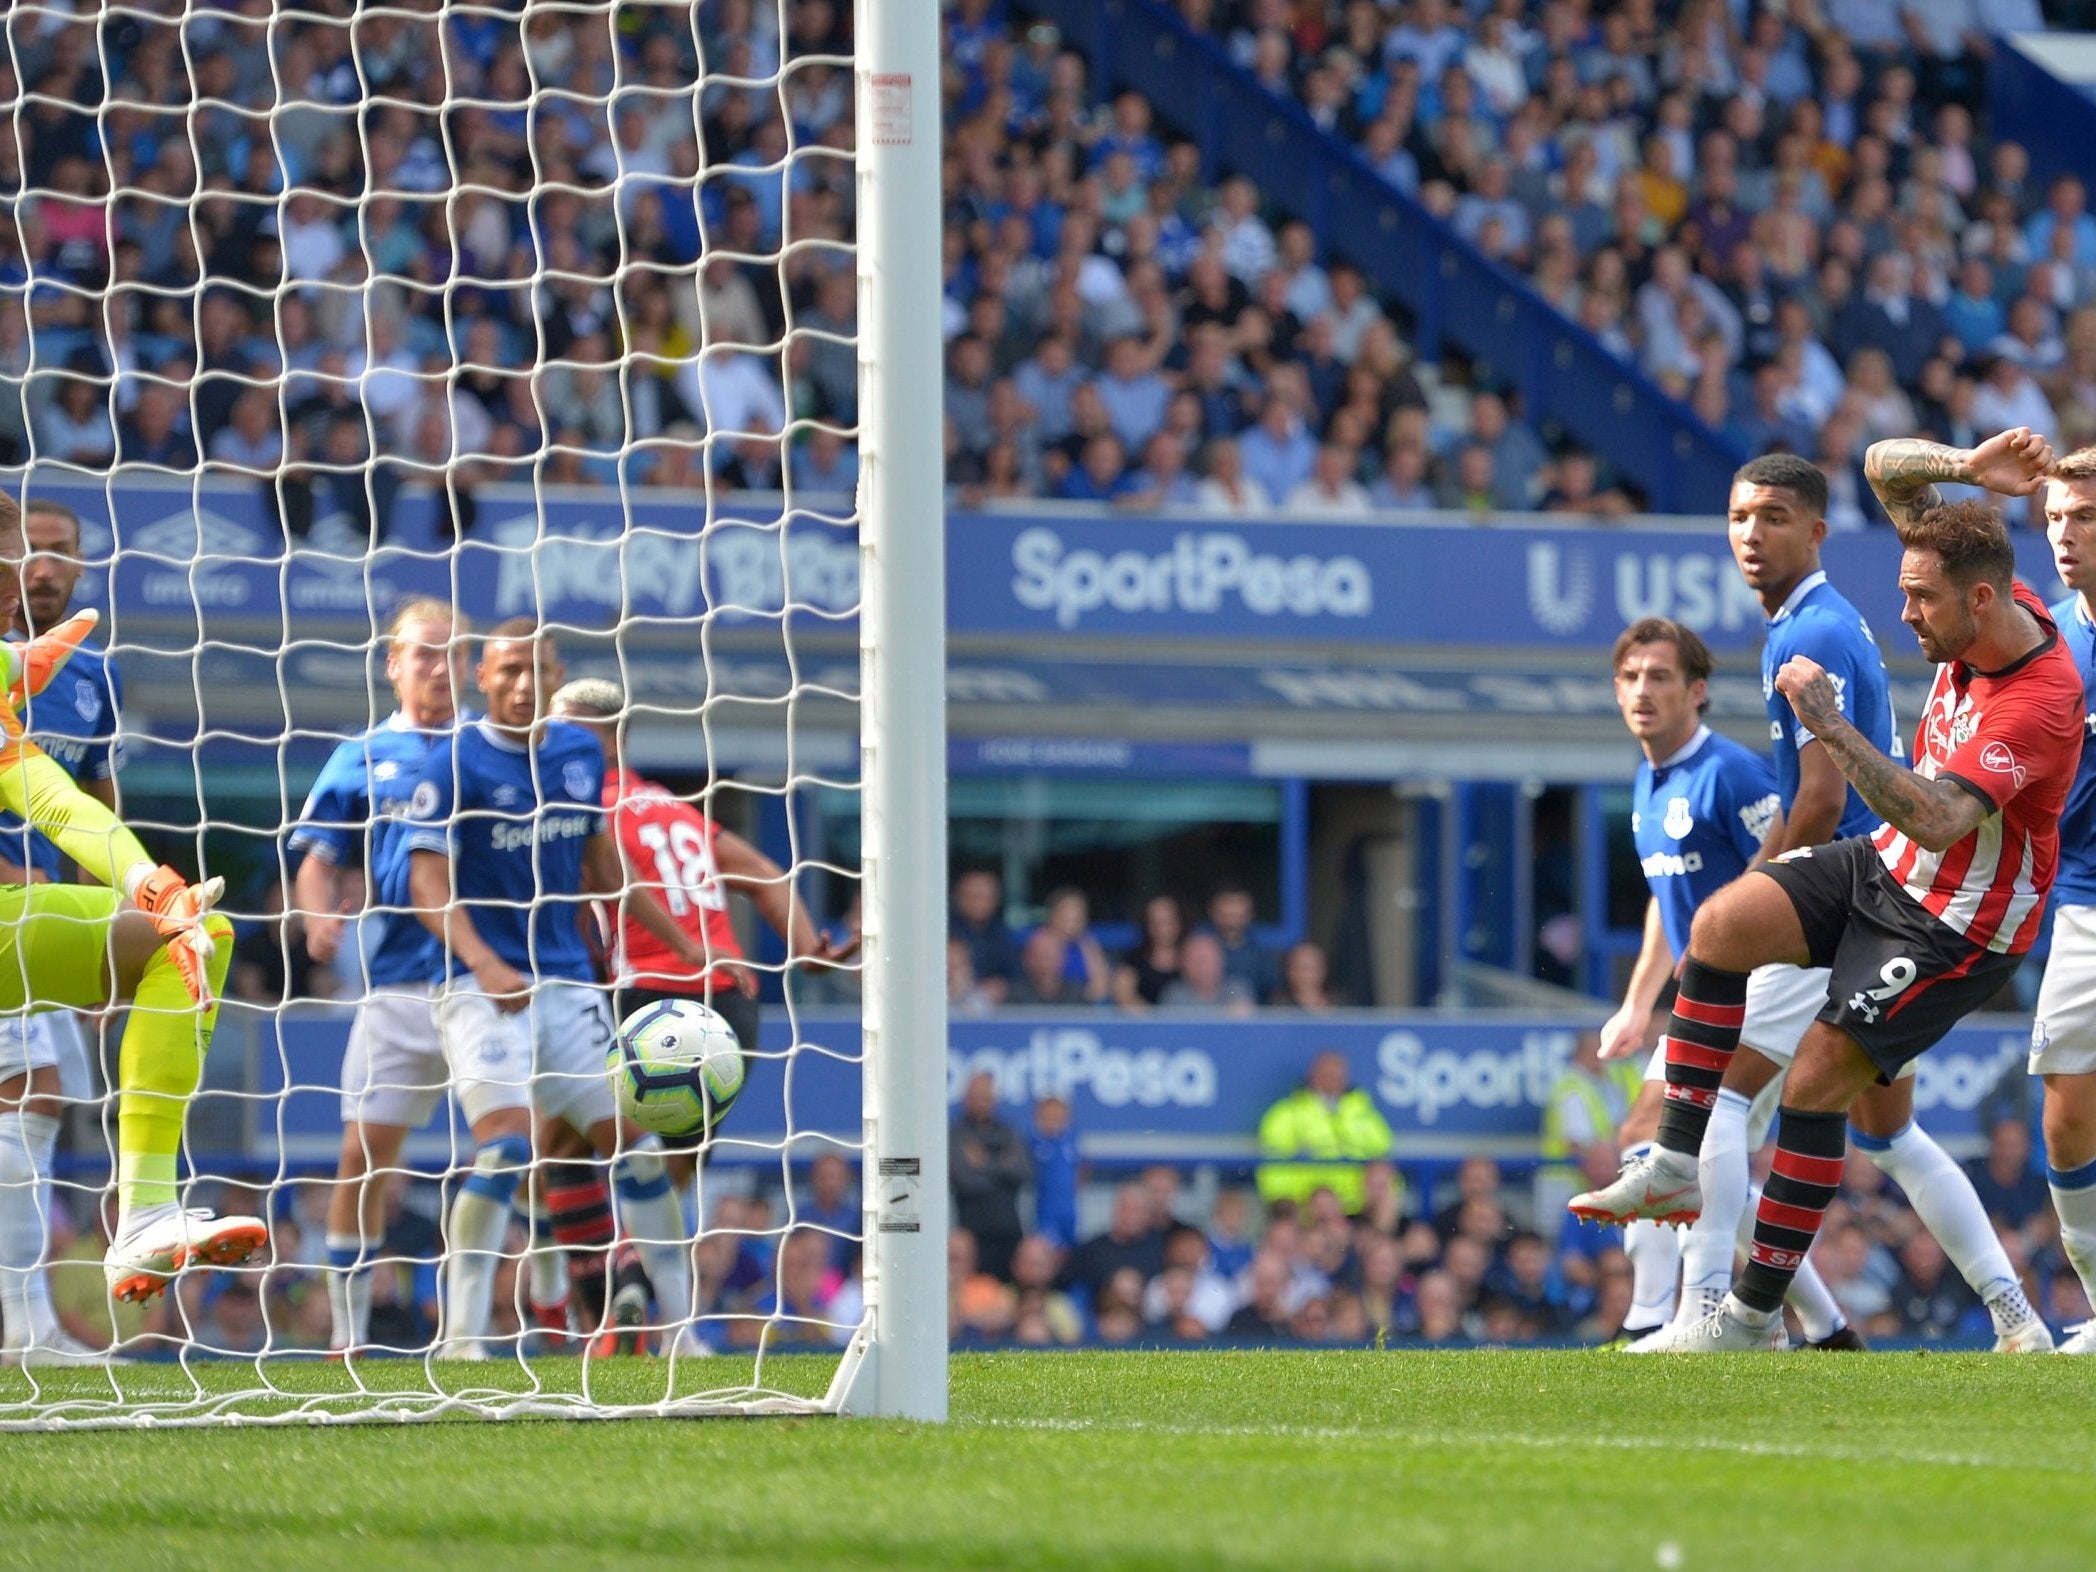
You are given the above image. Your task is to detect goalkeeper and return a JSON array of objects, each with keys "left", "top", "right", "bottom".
[{"left": 0, "top": 505, "right": 244, "bottom": 1306}]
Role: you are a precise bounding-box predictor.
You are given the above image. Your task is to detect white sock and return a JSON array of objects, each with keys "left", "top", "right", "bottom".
[
  {"left": 325, "top": 1230, "right": 374, "bottom": 1352},
  {"left": 1623, "top": 1218, "right": 1680, "bottom": 1332},
  {"left": 2049, "top": 1158, "right": 2096, "bottom": 1313},
  {"left": 1680, "top": 1088, "right": 1752, "bottom": 1300},
  {"left": 0, "top": 1110, "right": 60, "bottom": 1350},
  {"left": 525, "top": 1198, "right": 568, "bottom": 1312},
  {"left": 615, "top": 1140, "right": 693, "bottom": 1332},
  {"left": 443, "top": 1187, "right": 513, "bottom": 1346},
  {"left": 1873, "top": 1121, "right": 2018, "bottom": 1304}
]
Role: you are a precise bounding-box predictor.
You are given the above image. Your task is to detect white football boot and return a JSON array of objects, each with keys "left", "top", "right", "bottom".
[
  {"left": 4, "top": 1329, "right": 134, "bottom": 1368},
  {"left": 1986, "top": 1284, "right": 2055, "bottom": 1352},
  {"left": 2056, "top": 1321, "right": 2096, "bottom": 1355},
  {"left": 1631, "top": 1293, "right": 1789, "bottom": 1353},
  {"left": 1624, "top": 1286, "right": 1726, "bottom": 1352},
  {"left": 103, "top": 1207, "right": 267, "bottom": 1303},
  {"left": 1568, "top": 1147, "right": 1703, "bottom": 1227}
]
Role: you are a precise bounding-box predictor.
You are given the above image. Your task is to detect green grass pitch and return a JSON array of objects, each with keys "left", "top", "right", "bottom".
[{"left": 0, "top": 1350, "right": 2089, "bottom": 1570}]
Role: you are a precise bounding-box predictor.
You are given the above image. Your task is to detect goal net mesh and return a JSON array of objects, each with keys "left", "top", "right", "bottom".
[{"left": 0, "top": 0, "right": 875, "bottom": 1426}]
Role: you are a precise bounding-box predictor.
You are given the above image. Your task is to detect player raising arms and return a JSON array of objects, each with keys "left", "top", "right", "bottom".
[
  {"left": 0, "top": 498, "right": 128, "bottom": 1364},
  {"left": 405, "top": 619, "right": 716, "bottom": 1357},
  {"left": 1590, "top": 618, "right": 1856, "bottom": 1349},
  {"left": 1581, "top": 431, "right": 2076, "bottom": 1349},
  {"left": 1586, "top": 450, "right": 2048, "bottom": 1351},
  {"left": 289, "top": 597, "right": 468, "bottom": 1357},
  {"left": 0, "top": 495, "right": 247, "bottom": 1309},
  {"left": 2029, "top": 445, "right": 2096, "bottom": 1351}
]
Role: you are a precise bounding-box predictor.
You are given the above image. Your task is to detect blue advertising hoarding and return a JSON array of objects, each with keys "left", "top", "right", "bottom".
[
  {"left": 39, "top": 479, "right": 2067, "bottom": 659},
  {"left": 212, "top": 1008, "right": 2028, "bottom": 1172}
]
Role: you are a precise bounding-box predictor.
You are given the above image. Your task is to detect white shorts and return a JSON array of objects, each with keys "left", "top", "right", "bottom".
[
  {"left": 2032, "top": 904, "right": 2096, "bottom": 1075},
  {"left": 1639, "top": 964, "right": 1832, "bottom": 1082},
  {"left": 1738, "top": 964, "right": 1832, "bottom": 1066},
  {"left": 0, "top": 1011, "right": 91, "bottom": 1102},
  {"left": 344, "top": 983, "right": 531, "bottom": 1129},
  {"left": 432, "top": 977, "right": 616, "bottom": 1130}
]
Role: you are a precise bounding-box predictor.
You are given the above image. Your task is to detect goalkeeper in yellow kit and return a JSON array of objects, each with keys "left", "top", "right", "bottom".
[{"left": 0, "top": 500, "right": 247, "bottom": 1305}]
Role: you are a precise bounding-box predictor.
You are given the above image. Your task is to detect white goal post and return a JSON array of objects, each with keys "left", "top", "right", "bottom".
[
  {"left": 0, "top": 0, "right": 945, "bottom": 1427},
  {"left": 843, "top": 0, "right": 949, "bottom": 1421}
]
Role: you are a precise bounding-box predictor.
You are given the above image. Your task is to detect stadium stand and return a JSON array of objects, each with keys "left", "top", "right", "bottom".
[{"left": 2, "top": 0, "right": 2087, "bottom": 1356}]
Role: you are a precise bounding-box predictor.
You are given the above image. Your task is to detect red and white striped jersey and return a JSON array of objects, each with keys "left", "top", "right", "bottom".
[
  {"left": 601, "top": 767, "right": 745, "bottom": 992},
  {"left": 1874, "top": 585, "right": 2086, "bottom": 954}
]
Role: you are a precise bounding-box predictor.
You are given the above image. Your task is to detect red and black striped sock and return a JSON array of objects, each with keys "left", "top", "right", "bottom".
[
  {"left": 1653, "top": 959, "right": 1750, "bottom": 1157},
  {"left": 1735, "top": 1108, "right": 1846, "bottom": 1314},
  {"left": 546, "top": 1164, "right": 616, "bottom": 1327}
]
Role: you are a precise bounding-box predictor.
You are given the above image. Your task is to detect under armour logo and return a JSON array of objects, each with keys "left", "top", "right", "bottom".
[{"left": 1847, "top": 992, "right": 1881, "bottom": 1023}]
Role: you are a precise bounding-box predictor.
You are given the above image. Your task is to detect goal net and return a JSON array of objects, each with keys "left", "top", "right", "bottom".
[{"left": 0, "top": 0, "right": 945, "bottom": 1428}]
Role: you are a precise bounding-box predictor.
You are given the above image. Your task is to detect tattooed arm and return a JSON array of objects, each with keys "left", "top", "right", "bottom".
[
  {"left": 1864, "top": 429, "right": 2056, "bottom": 528},
  {"left": 1774, "top": 655, "right": 1988, "bottom": 852}
]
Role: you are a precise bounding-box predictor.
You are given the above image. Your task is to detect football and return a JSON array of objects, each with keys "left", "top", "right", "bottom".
[{"left": 606, "top": 997, "right": 748, "bottom": 1140}]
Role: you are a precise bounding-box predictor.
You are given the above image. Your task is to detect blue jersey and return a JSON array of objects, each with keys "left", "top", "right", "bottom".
[
  {"left": 2049, "top": 595, "right": 2096, "bottom": 906},
  {"left": 1761, "top": 571, "right": 1898, "bottom": 839},
  {"left": 403, "top": 719, "right": 605, "bottom": 983},
  {"left": 1633, "top": 727, "right": 1782, "bottom": 960},
  {"left": 287, "top": 713, "right": 449, "bottom": 988},
  {"left": 0, "top": 639, "right": 122, "bottom": 878}
]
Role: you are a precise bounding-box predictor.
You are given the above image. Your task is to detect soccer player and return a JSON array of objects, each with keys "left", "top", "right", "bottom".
[
  {"left": 547, "top": 676, "right": 844, "bottom": 1067},
  {"left": 1593, "top": 617, "right": 1853, "bottom": 1349},
  {"left": 2031, "top": 444, "right": 2096, "bottom": 1352},
  {"left": 1578, "top": 430, "right": 2076, "bottom": 1350},
  {"left": 548, "top": 677, "right": 848, "bottom": 1354},
  {"left": 0, "top": 498, "right": 127, "bottom": 1364},
  {"left": 0, "top": 496, "right": 248, "bottom": 1313},
  {"left": 405, "top": 619, "right": 716, "bottom": 1356},
  {"left": 1592, "top": 451, "right": 2045, "bottom": 1350},
  {"left": 289, "top": 597, "right": 468, "bottom": 1356}
]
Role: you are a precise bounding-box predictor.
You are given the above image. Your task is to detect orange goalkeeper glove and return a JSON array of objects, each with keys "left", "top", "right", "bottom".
[
  {"left": 132, "top": 864, "right": 227, "bottom": 1007},
  {"left": 4, "top": 608, "right": 98, "bottom": 713}
]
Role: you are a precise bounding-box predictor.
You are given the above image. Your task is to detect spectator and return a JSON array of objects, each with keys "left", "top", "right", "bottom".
[
  {"left": 1270, "top": 941, "right": 1342, "bottom": 1011},
  {"left": 1008, "top": 1234, "right": 1084, "bottom": 1345},
  {"left": 1192, "top": 436, "right": 1270, "bottom": 512},
  {"left": 950, "top": 868, "right": 1019, "bottom": 1004},
  {"left": 797, "top": 1152, "right": 859, "bottom": 1273},
  {"left": 1035, "top": 887, "right": 1111, "bottom": 1003},
  {"left": 1059, "top": 1182, "right": 1167, "bottom": 1303},
  {"left": 1535, "top": 1032, "right": 1631, "bottom": 1236},
  {"left": 947, "top": 938, "right": 997, "bottom": 1018},
  {"left": 1223, "top": 1250, "right": 1296, "bottom": 1341},
  {"left": 1255, "top": 1050, "right": 1395, "bottom": 1214},
  {"left": 1888, "top": 1231, "right": 1982, "bottom": 1341},
  {"left": 231, "top": 883, "right": 333, "bottom": 1004},
  {"left": 1284, "top": 441, "right": 1373, "bottom": 516},
  {"left": 1112, "top": 894, "right": 1187, "bottom": 1011},
  {"left": 1962, "top": 1116, "right": 2053, "bottom": 1254},
  {"left": 33, "top": 373, "right": 116, "bottom": 467},
  {"left": 115, "top": 381, "right": 198, "bottom": 469},
  {"left": 949, "top": 1071, "right": 1031, "bottom": 1281},
  {"left": 735, "top": 1228, "right": 848, "bottom": 1350},
  {"left": 1009, "top": 928, "right": 1089, "bottom": 1007},
  {"left": 1237, "top": 393, "right": 1317, "bottom": 502},
  {"left": 1029, "top": 1095, "right": 1080, "bottom": 1249},
  {"left": 1157, "top": 932, "right": 1257, "bottom": 1016},
  {"left": 1202, "top": 884, "right": 1280, "bottom": 1002}
]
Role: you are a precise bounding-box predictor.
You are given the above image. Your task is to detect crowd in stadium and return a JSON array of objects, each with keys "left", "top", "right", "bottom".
[{"left": 2, "top": 0, "right": 2089, "bottom": 528}]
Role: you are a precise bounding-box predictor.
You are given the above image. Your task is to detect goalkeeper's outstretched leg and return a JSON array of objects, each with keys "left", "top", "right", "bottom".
[{"left": 0, "top": 886, "right": 244, "bottom": 1302}]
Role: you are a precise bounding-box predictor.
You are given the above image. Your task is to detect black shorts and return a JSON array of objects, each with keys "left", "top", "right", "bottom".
[{"left": 1758, "top": 835, "right": 2022, "bottom": 1082}]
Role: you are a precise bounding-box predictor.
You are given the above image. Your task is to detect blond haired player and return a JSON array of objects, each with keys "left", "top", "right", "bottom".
[{"left": 290, "top": 597, "right": 471, "bottom": 1355}]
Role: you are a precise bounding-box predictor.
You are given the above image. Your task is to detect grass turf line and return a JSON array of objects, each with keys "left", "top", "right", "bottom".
[{"left": 0, "top": 1350, "right": 2088, "bottom": 1571}]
